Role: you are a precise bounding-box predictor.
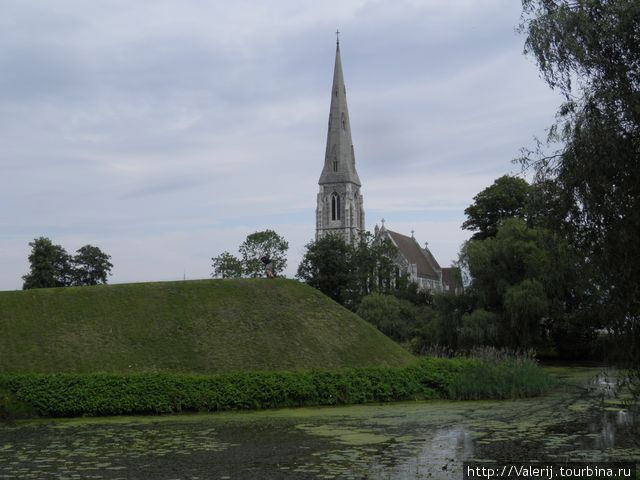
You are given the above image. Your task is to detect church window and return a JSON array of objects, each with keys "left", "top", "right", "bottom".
[
  {"left": 341, "top": 113, "right": 346, "bottom": 130},
  {"left": 331, "top": 193, "right": 340, "bottom": 221},
  {"left": 333, "top": 159, "right": 338, "bottom": 172}
]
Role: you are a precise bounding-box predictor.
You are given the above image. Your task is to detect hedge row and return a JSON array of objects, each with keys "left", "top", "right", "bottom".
[{"left": 0, "top": 357, "right": 550, "bottom": 419}]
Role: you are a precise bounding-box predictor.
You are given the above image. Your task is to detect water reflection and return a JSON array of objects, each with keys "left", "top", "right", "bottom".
[
  {"left": 408, "top": 427, "right": 475, "bottom": 479},
  {"left": 594, "top": 407, "right": 637, "bottom": 450},
  {"left": 595, "top": 413, "right": 617, "bottom": 449},
  {"left": 331, "top": 426, "right": 475, "bottom": 480},
  {"left": 617, "top": 410, "right": 633, "bottom": 426}
]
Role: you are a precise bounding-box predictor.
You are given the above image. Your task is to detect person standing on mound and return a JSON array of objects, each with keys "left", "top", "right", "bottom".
[{"left": 261, "top": 255, "right": 275, "bottom": 278}]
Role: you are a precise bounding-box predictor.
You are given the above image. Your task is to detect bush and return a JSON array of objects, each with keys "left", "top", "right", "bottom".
[
  {"left": 0, "top": 357, "right": 553, "bottom": 419},
  {"left": 357, "top": 293, "right": 434, "bottom": 343}
]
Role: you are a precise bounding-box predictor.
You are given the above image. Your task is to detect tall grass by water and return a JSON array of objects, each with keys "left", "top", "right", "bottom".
[{"left": 446, "top": 348, "right": 554, "bottom": 400}]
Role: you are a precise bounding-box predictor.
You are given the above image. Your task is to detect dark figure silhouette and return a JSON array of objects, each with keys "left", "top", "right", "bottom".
[{"left": 260, "top": 255, "right": 275, "bottom": 278}]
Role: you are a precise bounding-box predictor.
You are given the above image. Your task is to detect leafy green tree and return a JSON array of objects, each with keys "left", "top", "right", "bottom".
[
  {"left": 503, "top": 279, "right": 549, "bottom": 347},
  {"left": 394, "top": 280, "right": 433, "bottom": 308},
  {"left": 211, "top": 251, "right": 243, "bottom": 279},
  {"left": 239, "top": 230, "right": 288, "bottom": 278},
  {"left": 297, "top": 232, "right": 403, "bottom": 310},
  {"left": 296, "top": 234, "right": 353, "bottom": 305},
  {"left": 462, "top": 175, "right": 531, "bottom": 240},
  {"left": 519, "top": 0, "right": 640, "bottom": 364},
  {"left": 356, "top": 293, "right": 423, "bottom": 343},
  {"left": 22, "top": 237, "right": 72, "bottom": 289},
  {"left": 426, "top": 290, "right": 477, "bottom": 350},
  {"left": 461, "top": 218, "right": 581, "bottom": 349},
  {"left": 351, "top": 232, "right": 399, "bottom": 299},
  {"left": 513, "top": 0, "right": 640, "bottom": 374},
  {"left": 458, "top": 309, "right": 499, "bottom": 350},
  {"left": 71, "top": 245, "right": 113, "bottom": 286}
]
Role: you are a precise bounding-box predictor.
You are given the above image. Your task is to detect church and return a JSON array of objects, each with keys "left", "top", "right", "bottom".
[{"left": 315, "top": 37, "right": 462, "bottom": 294}]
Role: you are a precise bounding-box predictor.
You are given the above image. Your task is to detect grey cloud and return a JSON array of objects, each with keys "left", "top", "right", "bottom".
[
  {"left": 0, "top": 0, "right": 562, "bottom": 289},
  {"left": 123, "top": 177, "right": 212, "bottom": 199}
]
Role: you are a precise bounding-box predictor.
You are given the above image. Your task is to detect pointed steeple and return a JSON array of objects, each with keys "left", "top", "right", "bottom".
[
  {"left": 319, "top": 40, "right": 361, "bottom": 186},
  {"left": 315, "top": 37, "right": 365, "bottom": 243}
]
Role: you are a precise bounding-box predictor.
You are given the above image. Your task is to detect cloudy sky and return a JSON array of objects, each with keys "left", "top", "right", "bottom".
[{"left": 0, "top": 0, "right": 562, "bottom": 290}]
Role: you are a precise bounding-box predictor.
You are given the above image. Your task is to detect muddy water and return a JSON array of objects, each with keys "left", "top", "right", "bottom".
[{"left": 0, "top": 368, "right": 638, "bottom": 479}]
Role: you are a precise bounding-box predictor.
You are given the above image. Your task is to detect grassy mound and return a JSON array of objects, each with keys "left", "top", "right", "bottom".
[{"left": 0, "top": 278, "right": 414, "bottom": 374}]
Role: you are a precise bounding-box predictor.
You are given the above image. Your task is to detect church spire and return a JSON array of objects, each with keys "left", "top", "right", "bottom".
[
  {"left": 315, "top": 37, "right": 365, "bottom": 243},
  {"left": 318, "top": 38, "right": 361, "bottom": 186}
]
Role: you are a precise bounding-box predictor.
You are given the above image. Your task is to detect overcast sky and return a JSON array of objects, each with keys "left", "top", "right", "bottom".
[{"left": 0, "top": 0, "right": 562, "bottom": 290}]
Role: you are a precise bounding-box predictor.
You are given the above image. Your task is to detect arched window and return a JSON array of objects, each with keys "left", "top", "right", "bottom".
[
  {"left": 341, "top": 112, "right": 346, "bottom": 130},
  {"left": 333, "top": 159, "right": 338, "bottom": 172},
  {"left": 331, "top": 193, "right": 340, "bottom": 221}
]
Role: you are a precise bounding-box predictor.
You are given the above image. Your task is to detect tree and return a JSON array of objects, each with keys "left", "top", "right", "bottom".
[
  {"left": 22, "top": 237, "right": 72, "bottom": 289},
  {"left": 22, "top": 239, "right": 113, "bottom": 289},
  {"left": 462, "top": 175, "right": 531, "bottom": 240},
  {"left": 351, "top": 232, "right": 399, "bottom": 299},
  {"left": 239, "top": 230, "right": 288, "bottom": 278},
  {"left": 211, "top": 252, "right": 243, "bottom": 279},
  {"left": 356, "top": 293, "right": 423, "bottom": 343},
  {"left": 71, "top": 245, "right": 113, "bottom": 286},
  {"left": 411, "top": 291, "right": 478, "bottom": 352},
  {"left": 296, "top": 234, "right": 354, "bottom": 305},
  {"left": 297, "top": 232, "right": 405, "bottom": 310},
  {"left": 458, "top": 309, "right": 499, "bottom": 350},
  {"left": 519, "top": 0, "right": 640, "bottom": 365},
  {"left": 460, "top": 218, "right": 582, "bottom": 349}
]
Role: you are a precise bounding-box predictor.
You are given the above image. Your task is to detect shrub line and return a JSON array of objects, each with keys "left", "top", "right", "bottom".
[{"left": 0, "top": 357, "right": 553, "bottom": 419}]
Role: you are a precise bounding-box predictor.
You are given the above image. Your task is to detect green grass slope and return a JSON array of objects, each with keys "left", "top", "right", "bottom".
[{"left": 0, "top": 278, "right": 414, "bottom": 374}]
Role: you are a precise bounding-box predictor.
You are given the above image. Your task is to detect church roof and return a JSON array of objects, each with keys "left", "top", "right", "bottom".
[
  {"left": 385, "top": 229, "right": 441, "bottom": 280},
  {"left": 318, "top": 41, "right": 361, "bottom": 186}
]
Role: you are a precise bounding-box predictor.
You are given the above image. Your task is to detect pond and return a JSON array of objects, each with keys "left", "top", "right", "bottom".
[{"left": 0, "top": 367, "right": 638, "bottom": 479}]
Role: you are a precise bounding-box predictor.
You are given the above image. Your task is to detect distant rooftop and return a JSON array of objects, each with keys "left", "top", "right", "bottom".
[{"left": 385, "top": 229, "right": 440, "bottom": 280}]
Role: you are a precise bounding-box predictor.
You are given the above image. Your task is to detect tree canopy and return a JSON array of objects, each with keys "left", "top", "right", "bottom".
[
  {"left": 296, "top": 232, "right": 404, "bottom": 310},
  {"left": 460, "top": 218, "right": 583, "bottom": 350},
  {"left": 519, "top": 0, "right": 640, "bottom": 361},
  {"left": 239, "top": 230, "right": 289, "bottom": 278},
  {"left": 211, "top": 230, "right": 289, "bottom": 279},
  {"left": 211, "top": 252, "right": 243, "bottom": 279},
  {"left": 296, "top": 234, "right": 353, "bottom": 305},
  {"left": 22, "top": 238, "right": 113, "bottom": 289},
  {"left": 71, "top": 245, "right": 113, "bottom": 286},
  {"left": 462, "top": 175, "right": 531, "bottom": 240},
  {"left": 22, "top": 237, "right": 72, "bottom": 289}
]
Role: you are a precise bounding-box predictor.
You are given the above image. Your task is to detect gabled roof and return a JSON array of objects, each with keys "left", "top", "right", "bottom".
[{"left": 385, "top": 229, "right": 440, "bottom": 279}]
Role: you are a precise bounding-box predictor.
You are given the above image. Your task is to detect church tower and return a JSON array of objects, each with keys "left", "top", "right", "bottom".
[{"left": 316, "top": 36, "right": 365, "bottom": 243}]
